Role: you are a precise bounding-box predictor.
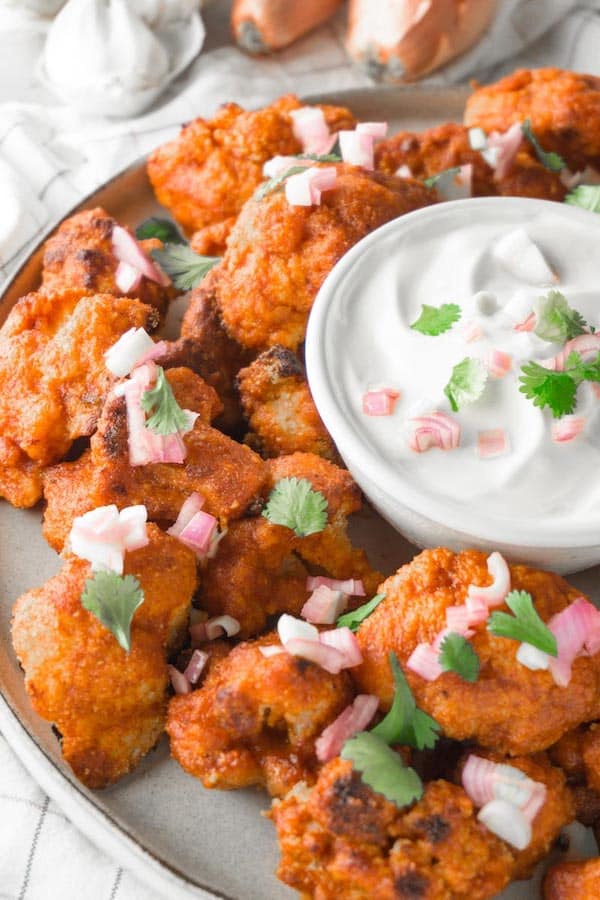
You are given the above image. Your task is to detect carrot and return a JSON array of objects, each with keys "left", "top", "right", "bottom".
[
  {"left": 346, "top": 0, "right": 496, "bottom": 81},
  {"left": 231, "top": 0, "right": 345, "bottom": 54}
]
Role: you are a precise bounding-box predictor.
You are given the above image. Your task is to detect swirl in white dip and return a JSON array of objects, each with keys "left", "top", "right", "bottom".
[{"left": 314, "top": 199, "right": 600, "bottom": 537}]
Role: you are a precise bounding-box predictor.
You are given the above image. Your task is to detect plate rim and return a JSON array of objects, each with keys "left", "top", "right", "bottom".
[{"left": 0, "top": 83, "right": 471, "bottom": 899}]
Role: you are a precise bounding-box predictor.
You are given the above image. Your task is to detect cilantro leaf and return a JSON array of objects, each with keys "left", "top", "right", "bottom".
[
  {"left": 140, "top": 365, "right": 190, "bottom": 435},
  {"left": 534, "top": 290, "right": 588, "bottom": 343},
  {"left": 521, "top": 119, "right": 565, "bottom": 172},
  {"left": 81, "top": 571, "right": 144, "bottom": 652},
  {"left": 135, "top": 217, "right": 185, "bottom": 244},
  {"left": 487, "top": 590, "right": 557, "bottom": 656},
  {"left": 254, "top": 165, "right": 309, "bottom": 201},
  {"left": 371, "top": 653, "right": 440, "bottom": 750},
  {"left": 262, "top": 476, "right": 328, "bottom": 537},
  {"left": 565, "top": 184, "right": 600, "bottom": 213},
  {"left": 519, "top": 361, "right": 578, "bottom": 418},
  {"left": 566, "top": 351, "right": 600, "bottom": 385},
  {"left": 150, "top": 244, "right": 220, "bottom": 290},
  {"left": 438, "top": 633, "right": 480, "bottom": 682},
  {"left": 337, "top": 593, "right": 386, "bottom": 632},
  {"left": 297, "top": 152, "right": 342, "bottom": 163},
  {"left": 411, "top": 303, "right": 461, "bottom": 336},
  {"left": 423, "top": 166, "right": 461, "bottom": 188},
  {"left": 341, "top": 732, "right": 423, "bottom": 809},
  {"left": 444, "top": 357, "right": 488, "bottom": 412}
]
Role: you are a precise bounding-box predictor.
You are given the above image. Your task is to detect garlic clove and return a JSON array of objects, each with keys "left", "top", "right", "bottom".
[{"left": 42, "top": 0, "right": 171, "bottom": 116}]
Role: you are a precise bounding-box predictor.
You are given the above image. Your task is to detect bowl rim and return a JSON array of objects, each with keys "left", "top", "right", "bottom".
[{"left": 306, "top": 195, "right": 600, "bottom": 550}]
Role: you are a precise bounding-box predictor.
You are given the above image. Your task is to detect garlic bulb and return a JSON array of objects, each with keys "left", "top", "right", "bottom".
[
  {"left": 42, "top": 0, "right": 170, "bottom": 117},
  {"left": 130, "top": 0, "right": 199, "bottom": 27}
]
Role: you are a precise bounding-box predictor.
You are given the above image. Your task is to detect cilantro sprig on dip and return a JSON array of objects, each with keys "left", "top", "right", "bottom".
[
  {"left": 263, "top": 477, "right": 328, "bottom": 537},
  {"left": 81, "top": 571, "right": 144, "bottom": 652},
  {"left": 533, "top": 290, "right": 589, "bottom": 343},
  {"left": 519, "top": 351, "right": 600, "bottom": 418},
  {"left": 411, "top": 303, "right": 461, "bottom": 336},
  {"left": 565, "top": 184, "right": 600, "bottom": 212},
  {"left": 444, "top": 357, "right": 488, "bottom": 412}
]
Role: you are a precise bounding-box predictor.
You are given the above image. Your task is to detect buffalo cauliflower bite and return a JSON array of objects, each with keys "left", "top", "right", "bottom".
[
  {"left": 41, "top": 207, "right": 172, "bottom": 316},
  {"left": 42, "top": 366, "right": 267, "bottom": 552},
  {"left": 0, "top": 289, "right": 155, "bottom": 507},
  {"left": 167, "top": 636, "right": 353, "bottom": 797},
  {"left": 354, "top": 549, "right": 600, "bottom": 756},
  {"left": 11, "top": 524, "right": 197, "bottom": 788},
  {"left": 544, "top": 858, "right": 600, "bottom": 900},
  {"left": 215, "top": 165, "right": 436, "bottom": 352},
  {"left": 147, "top": 95, "right": 356, "bottom": 253},
  {"left": 236, "top": 345, "right": 338, "bottom": 460},
  {"left": 272, "top": 753, "right": 572, "bottom": 899},
  {"left": 375, "top": 122, "right": 566, "bottom": 201},
  {"left": 464, "top": 68, "right": 600, "bottom": 172},
  {"left": 198, "top": 452, "right": 381, "bottom": 636},
  {"left": 549, "top": 725, "right": 600, "bottom": 826}
]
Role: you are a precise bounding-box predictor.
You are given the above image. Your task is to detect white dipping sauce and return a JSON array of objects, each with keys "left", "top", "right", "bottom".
[{"left": 322, "top": 201, "right": 600, "bottom": 534}]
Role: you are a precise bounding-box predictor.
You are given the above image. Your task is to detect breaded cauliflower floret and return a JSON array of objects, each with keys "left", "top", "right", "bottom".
[
  {"left": 42, "top": 366, "right": 267, "bottom": 551},
  {"left": 354, "top": 549, "right": 600, "bottom": 756},
  {"left": 147, "top": 95, "right": 356, "bottom": 253},
  {"left": 544, "top": 858, "right": 600, "bottom": 900},
  {"left": 237, "top": 345, "right": 337, "bottom": 460},
  {"left": 42, "top": 207, "right": 172, "bottom": 316},
  {"left": 464, "top": 68, "right": 600, "bottom": 172},
  {"left": 11, "top": 525, "right": 197, "bottom": 788},
  {"left": 167, "top": 636, "right": 353, "bottom": 797},
  {"left": 0, "top": 289, "right": 155, "bottom": 507},
  {"left": 215, "top": 165, "right": 436, "bottom": 352}
]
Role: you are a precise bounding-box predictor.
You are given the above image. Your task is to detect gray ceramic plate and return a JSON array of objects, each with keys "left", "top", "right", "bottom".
[{"left": 1, "top": 86, "right": 597, "bottom": 900}]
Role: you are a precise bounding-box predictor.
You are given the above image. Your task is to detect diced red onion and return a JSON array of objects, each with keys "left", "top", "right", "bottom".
[
  {"left": 205, "top": 615, "right": 240, "bottom": 640},
  {"left": 117, "top": 504, "right": 149, "bottom": 551},
  {"left": 301, "top": 585, "right": 348, "bottom": 625},
  {"left": 548, "top": 598, "right": 600, "bottom": 686},
  {"left": 560, "top": 165, "right": 600, "bottom": 189},
  {"left": 168, "top": 664, "right": 191, "bottom": 695},
  {"left": 463, "top": 755, "right": 546, "bottom": 830},
  {"left": 395, "top": 164, "right": 413, "bottom": 178},
  {"left": 514, "top": 312, "right": 536, "bottom": 333},
  {"left": 487, "top": 349, "right": 512, "bottom": 379},
  {"left": 493, "top": 227, "right": 555, "bottom": 285},
  {"left": 121, "top": 364, "right": 185, "bottom": 466},
  {"left": 477, "top": 800, "right": 532, "bottom": 850},
  {"left": 306, "top": 576, "right": 366, "bottom": 596},
  {"left": 468, "top": 127, "right": 487, "bottom": 151},
  {"left": 408, "top": 412, "right": 460, "bottom": 453},
  {"left": 278, "top": 614, "right": 320, "bottom": 646},
  {"left": 284, "top": 637, "right": 348, "bottom": 674},
  {"left": 289, "top": 107, "right": 332, "bottom": 155},
  {"left": 259, "top": 644, "right": 286, "bottom": 658},
  {"left": 516, "top": 642, "right": 550, "bottom": 671},
  {"left": 445, "top": 605, "right": 471, "bottom": 635},
  {"left": 478, "top": 429, "right": 510, "bottom": 459},
  {"left": 315, "top": 695, "right": 379, "bottom": 762},
  {"left": 483, "top": 122, "right": 523, "bottom": 180},
  {"left": 263, "top": 155, "right": 310, "bottom": 178},
  {"left": 183, "top": 649, "right": 209, "bottom": 684},
  {"left": 356, "top": 122, "right": 388, "bottom": 139},
  {"left": 406, "top": 642, "right": 443, "bottom": 681},
  {"left": 178, "top": 510, "right": 218, "bottom": 557},
  {"left": 112, "top": 224, "right": 170, "bottom": 287},
  {"left": 285, "top": 166, "right": 337, "bottom": 207},
  {"left": 319, "top": 627, "right": 363, "bottom": 668},
  {"left": 135, "top": 339, "right": 169, "bottom": 367},
  {"left": 105, "top": 327, "right": 155, "bottom": 377},
  {"left": 465, "top": 594, "right": 490, "bottom": 627},
  {"left": 553, "top": 333, "right": 600, "bottom": 371},
  {"left": 551, "top": 416, "right": 585, "bottom": 443},
  {"left": 69, "top": 503, "right": 148, "bottom": 573},
  {"left": 467, "top": 552, "right": 510, "bottom": 608},
  {"left": 362, "top": 388, "right": 400, "bottom": 416},
  {"left": 339, "top": 130, "right": 375, "bottom": 170},
  {"left": 167, "top": 493, "right": 206, "bottom": 538},
  {"left": 190, "top": 621, "right": 208, "bottom": 647},
  {"left": 115, "top": 261, "right": 143, "bottom": 294}
]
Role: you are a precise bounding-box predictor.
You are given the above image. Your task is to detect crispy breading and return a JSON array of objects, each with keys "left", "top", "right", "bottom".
[
  {"left": 375, "top": 122, "right": 566, "bottom": 201},
  {"left": 167, "top": 636, "right": 353, "bottom": 796},
  {"left": 42, "top": 366, "right": 267, "bottom": 551},
  {"left": 215, "top": 165, "right": 436, "bottom": 352},
  {"left": 0, "top": 289, "right": 155, "bottom": 507},
  {"left": 147, "top": 96, "right": 356, "bottom": 251},
  {"left": 544, "top": 859, "right": 600, "bottom": 900},
  {"left": 272, "top": 753, "right": 572, "bottom": 899},
  {"left": 11, "top": 524, "right": 197, "bottom": 789},
  {"left": 354, "top": 549, "right": 600, "bottom": 756},
  {"left": 156, "top": 270, "right": 250, "bottom": 434},
  {"left": 237, "top": 346, "right": 338, "bottom": 460},
  {"left": 549, "top": 724, "right": 600, "bottom": 826},
  {"left": 464, "top": 68, "right": 600, "bottom": 171},
  {"left": 198, "top": 452, "right": 381, "bottom": 635},
  {"left": 41, "top": 207, "right": 173, "bottom": 315}
]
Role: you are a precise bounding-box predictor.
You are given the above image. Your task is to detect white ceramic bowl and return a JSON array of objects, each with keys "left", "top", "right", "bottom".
[{"left": 306, "top": 196, "right": 600, "bottom": 574}]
